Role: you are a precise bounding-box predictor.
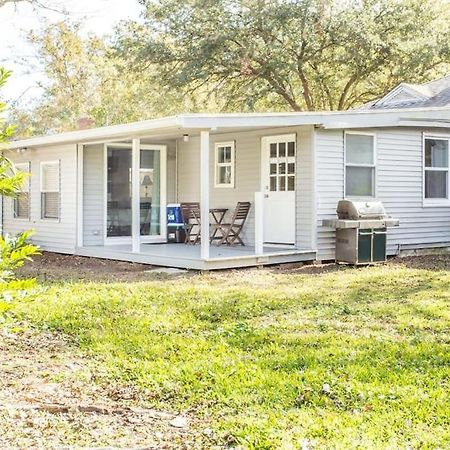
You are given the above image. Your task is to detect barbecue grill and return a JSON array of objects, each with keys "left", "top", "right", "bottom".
[{"left": 323, "top": 200, "right": 399, "bottom": 264}]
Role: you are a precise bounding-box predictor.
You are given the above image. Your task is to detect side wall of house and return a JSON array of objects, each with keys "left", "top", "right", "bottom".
[
  {"left": 3, "top": 144, "right": 78, "bottom": 253},
  {"left": 82, "top": 141, "right": 177, "bottom": 246},
  {"left": 316, "top": 127, "right": 450, "bottom": 260},
  {"left": 177, "top": 125, "right": 315, "bottom": 248}
]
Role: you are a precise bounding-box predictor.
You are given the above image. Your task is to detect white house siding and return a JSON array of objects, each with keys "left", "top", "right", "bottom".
[
  {"left": 177, "top": 126, "right": 315, "bottom": 248},
  {"left": 316, "top": 127, "right": 450, "bottom": 260},
  {"left": 3, "top": 144, "right": 77, "bottom": 253},
  {"left": 296, "top": 126, "right": 315, "bottom": 249},
  {"left": 82, "top": 141, "right": 177, "bottom": 246},
  {"left": 315, "top": 129, "right": 345, "bottom": 260},
  {"left": 83, "top": 144, "right": 104, "bottom": 245}
]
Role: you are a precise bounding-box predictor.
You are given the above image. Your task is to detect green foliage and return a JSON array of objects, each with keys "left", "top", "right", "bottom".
[
  {"left": 120, "top": 0, "right": 450, "bottom": 111},
  {"left": 0, "top": 67, "right": 40, "bottom": 296},
  {"left": 11, "top": 21, "right": 222, "bottom": 136},
  {"left": 12, "top": 266, "right": 450, "bottom": 448},
  {"left": 0, "top": 231, "right": 40, "bottom": 282}
]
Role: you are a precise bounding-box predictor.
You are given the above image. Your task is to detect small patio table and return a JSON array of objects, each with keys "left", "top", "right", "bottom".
[{"left": 209, "top": 208, "right": 228, "bottom": 244}]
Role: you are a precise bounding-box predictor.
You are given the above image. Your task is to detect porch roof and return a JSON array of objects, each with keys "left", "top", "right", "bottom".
[{"left": 9, "top": 106, "right": 450, "bottom": 150}]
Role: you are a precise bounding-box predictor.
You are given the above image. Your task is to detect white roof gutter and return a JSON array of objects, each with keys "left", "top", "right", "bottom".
[{"left": 7, "top": 107, "right": 450, "bottom": 149}]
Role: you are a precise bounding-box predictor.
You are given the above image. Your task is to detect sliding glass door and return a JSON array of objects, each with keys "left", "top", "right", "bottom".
[{"left": 105, "top": 143, "right": 167, "bottom": 243}]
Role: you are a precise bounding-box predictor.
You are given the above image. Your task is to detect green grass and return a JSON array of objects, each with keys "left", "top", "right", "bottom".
[{"left": 6, "top": 265, "right": 450, "bottom": 449}]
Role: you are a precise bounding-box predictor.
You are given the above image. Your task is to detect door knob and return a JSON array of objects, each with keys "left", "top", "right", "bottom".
[{"left": 264, "top": 194, "right": 269, "bottom": 198}]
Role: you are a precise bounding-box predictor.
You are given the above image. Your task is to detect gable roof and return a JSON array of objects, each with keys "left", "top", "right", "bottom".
[{"left": 367, "top": 75, "right": 450, "bottom": 109}]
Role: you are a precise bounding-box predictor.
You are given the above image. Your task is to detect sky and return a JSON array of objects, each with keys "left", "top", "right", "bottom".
[{"left": 0, "top": 0, "right": 143, "bottom": 106}]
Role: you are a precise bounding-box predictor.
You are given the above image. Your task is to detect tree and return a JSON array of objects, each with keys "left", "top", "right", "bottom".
[
  {"left": 0, "top": 68, "right": 39, "bottom": 299},
  {"left": 120, "top": 0, "right": 450, "bottom": 111},
  {"left": 12, "top": 21, "right": 221, "bottom": 136}
]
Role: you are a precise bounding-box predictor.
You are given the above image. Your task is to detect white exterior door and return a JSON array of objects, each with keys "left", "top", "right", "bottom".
[
  {"left": 261, "top": 134, "right": 296, "bottom": 245},
  {"left": 104, "top": 143, "right": 167, "bottom": 244}
]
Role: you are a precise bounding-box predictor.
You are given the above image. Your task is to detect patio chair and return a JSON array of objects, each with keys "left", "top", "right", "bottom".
[
  {"left": 180, "top": 202, "right": 201, "bottom": 244},
  {"left": 213, "top": 202, "right": 251, "bottom": 246}
]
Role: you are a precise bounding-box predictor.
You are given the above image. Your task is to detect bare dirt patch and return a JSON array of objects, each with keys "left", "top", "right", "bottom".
[
  {"left": 16, "top": 252, "right": 174, "bottom": 283},
  {"left": 0, "top": 327, "right": 215, "bottom": 449}
]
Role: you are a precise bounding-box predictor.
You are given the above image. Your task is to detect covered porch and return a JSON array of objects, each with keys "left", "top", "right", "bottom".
[
  {"left": 76, "top": 115, "right": 317, "bottom": 269},
  {"left": 77, "top": 243, "right": 316, "bottom": 270}
]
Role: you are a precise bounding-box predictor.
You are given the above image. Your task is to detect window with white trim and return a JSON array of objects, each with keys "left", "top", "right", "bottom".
[
  {"left": 13, "top": 162, "right": 30, "bottom": 219},
  {"left": 424, "top": 137, "right": 449, "bottom": 200},
  {"left": 214, "top": 141, "right": 235, "bottom": 187},
  {"left": 345, "top": 133, "right": 376, "bottom": 197},
  {"left": 40, "top": 161, "right": 60, "bottom": 219}
]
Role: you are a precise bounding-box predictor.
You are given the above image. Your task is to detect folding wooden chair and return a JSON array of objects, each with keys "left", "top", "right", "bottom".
[
  {"left": 214, "top": 202, "right": 251, "bottom": 246},
  {"left": 180, "top": 202, "right": 201, "bottom": 244}
]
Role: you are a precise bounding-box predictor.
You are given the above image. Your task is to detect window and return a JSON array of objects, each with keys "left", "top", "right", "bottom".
[
  {"left": 345, "top": 133, "right": 376, "bottom": 197},
  {"left": 40, "top": 161, "right": 60, "bottom": 219},
  {"left": 269, "top": 140, "right": 296, "bottom": 192},
  {"left": 424, "top": 137, "right": 449, "bottom": 200},
  {"left": 215, "top": 141, "right": 235, "bottom": 187},
  {"left": 13, "top": 162, "right": 30, "bottom": 219}
]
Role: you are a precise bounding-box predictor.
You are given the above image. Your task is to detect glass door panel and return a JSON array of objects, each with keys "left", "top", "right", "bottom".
[
  {"left": 140, "top": 149, "right": 161, "bottom": 237},
  {"left": 107, "top": 147, "right": 132, "bottom": 238},
  {"left": 106, "top": 144, "right": 165, "bottom": 242}
]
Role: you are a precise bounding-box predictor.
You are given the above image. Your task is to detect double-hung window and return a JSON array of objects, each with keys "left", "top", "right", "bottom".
[
  {"left": 40, "top": 160, "right": 60, "bottom": 220},
  {"left": 424, "top": 137, "right": 449, "bottom": 201},
  {"left": 345, "top": 132, "right": 376, "bottom": 197},
  {"left": 215, "top": 141, "right": 235, "bottom": 188},
  {"left": 13, "top": 162, "right": 30, "bottom": 220}
]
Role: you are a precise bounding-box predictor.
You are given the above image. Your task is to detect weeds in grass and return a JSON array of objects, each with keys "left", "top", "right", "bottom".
[{"left": 6, "top": 265, "right": 450, "bottom": 449}]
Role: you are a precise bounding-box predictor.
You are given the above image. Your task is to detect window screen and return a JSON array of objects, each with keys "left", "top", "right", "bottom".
[
  {"left": 41, "top": 161, "right": 60, "bottom": 219},
  {"left": 13, "top": 162, "right": 30, "bottom": 219},
  {"left": 345, "top": 134, "right": 375, "bottom": 197},
  {"left": 424, "top": 138, "right": 449, "bottom": 199}
]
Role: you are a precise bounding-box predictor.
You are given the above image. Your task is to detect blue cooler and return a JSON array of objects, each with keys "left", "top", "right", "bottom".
[{"left": 167, "top": 203, "right": 185, "bottom": 243}]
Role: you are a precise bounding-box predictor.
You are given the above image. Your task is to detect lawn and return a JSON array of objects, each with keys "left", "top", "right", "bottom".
[{"left": 3, "top": 257, "right": 450, "bottom": 449}]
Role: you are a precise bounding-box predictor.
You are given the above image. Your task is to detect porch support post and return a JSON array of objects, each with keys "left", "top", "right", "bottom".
[
  {"left": 76, "top": 144, "right": 84, "bottom": 248},
  {"left": 131, "top": 138, "right": 141, "bottom": 253},
  {"left": 200, "top": 130, "right": 210, "bottom": 260},
  {"left": 254, "top": 191, "right": 264, "bottom": 255}
]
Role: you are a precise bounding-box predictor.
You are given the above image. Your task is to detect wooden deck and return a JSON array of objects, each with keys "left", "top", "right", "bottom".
[{"left": 76, "top": 243, "right": 316, "bottom": 270}]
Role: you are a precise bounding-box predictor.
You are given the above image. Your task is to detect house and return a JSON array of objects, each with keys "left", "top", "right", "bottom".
[{"left": 4, "top": 79, "right": 450, "bottom": 270}]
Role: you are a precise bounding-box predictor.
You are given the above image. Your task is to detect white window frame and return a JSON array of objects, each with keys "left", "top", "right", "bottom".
[
  {"left": 214, "top": 141, "right": 235, "bottom": 188},
  {"left": 344, "top": 131, "right": 377, "bottom": 198},
  {"left": 423, "top": 134, "right": 450, "bottom": 207},
  {"left": 13, "top": 162, "right": 31, "bottom": 221},
  {"left": 40, "top": 160, "right": 61, "bottom": 221}
]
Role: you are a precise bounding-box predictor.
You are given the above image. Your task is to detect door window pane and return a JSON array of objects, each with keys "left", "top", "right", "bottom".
[
  {"left": 270, "top": 143, "right": 277, "bottom": 158},
  {"left": 279, "top": 163, "right": 286, "bottom": 175},
  {"left": 287, "top": 176, "right": 295, "bottom": 191},
  {"left": 279, "top": 176, "right": 286, "bottom": 191},
  {"left": 425, "top": 170, "right": 447, "bottom": 198},
  {"left": 425, "top": 139, "right": 448, "bottom": 168},
  {"left": 270, "top": 176, "right": 277, "bottom": 191},
  {"left": 346, "top": 166, "right": 374, "bottom": 196},
  {"left": 288, "top": 141, "right": 295, "bottom": 157},
  {"left": 279, "top": 142, "right": 286, "bottom": 157},
  {"left": 270, "top": 163, "right": 277, "bottom": 175},
  {"left": 288, "top": 163, "right": 295, "bottom": 174},
  {"left": 346, "top": 134, "right": 374, "bottom": 165}
]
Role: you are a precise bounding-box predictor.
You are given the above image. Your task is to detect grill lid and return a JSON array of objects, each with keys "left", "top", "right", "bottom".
[{"left": 336, "top": 200, "right": 386, "bottom": 220}]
